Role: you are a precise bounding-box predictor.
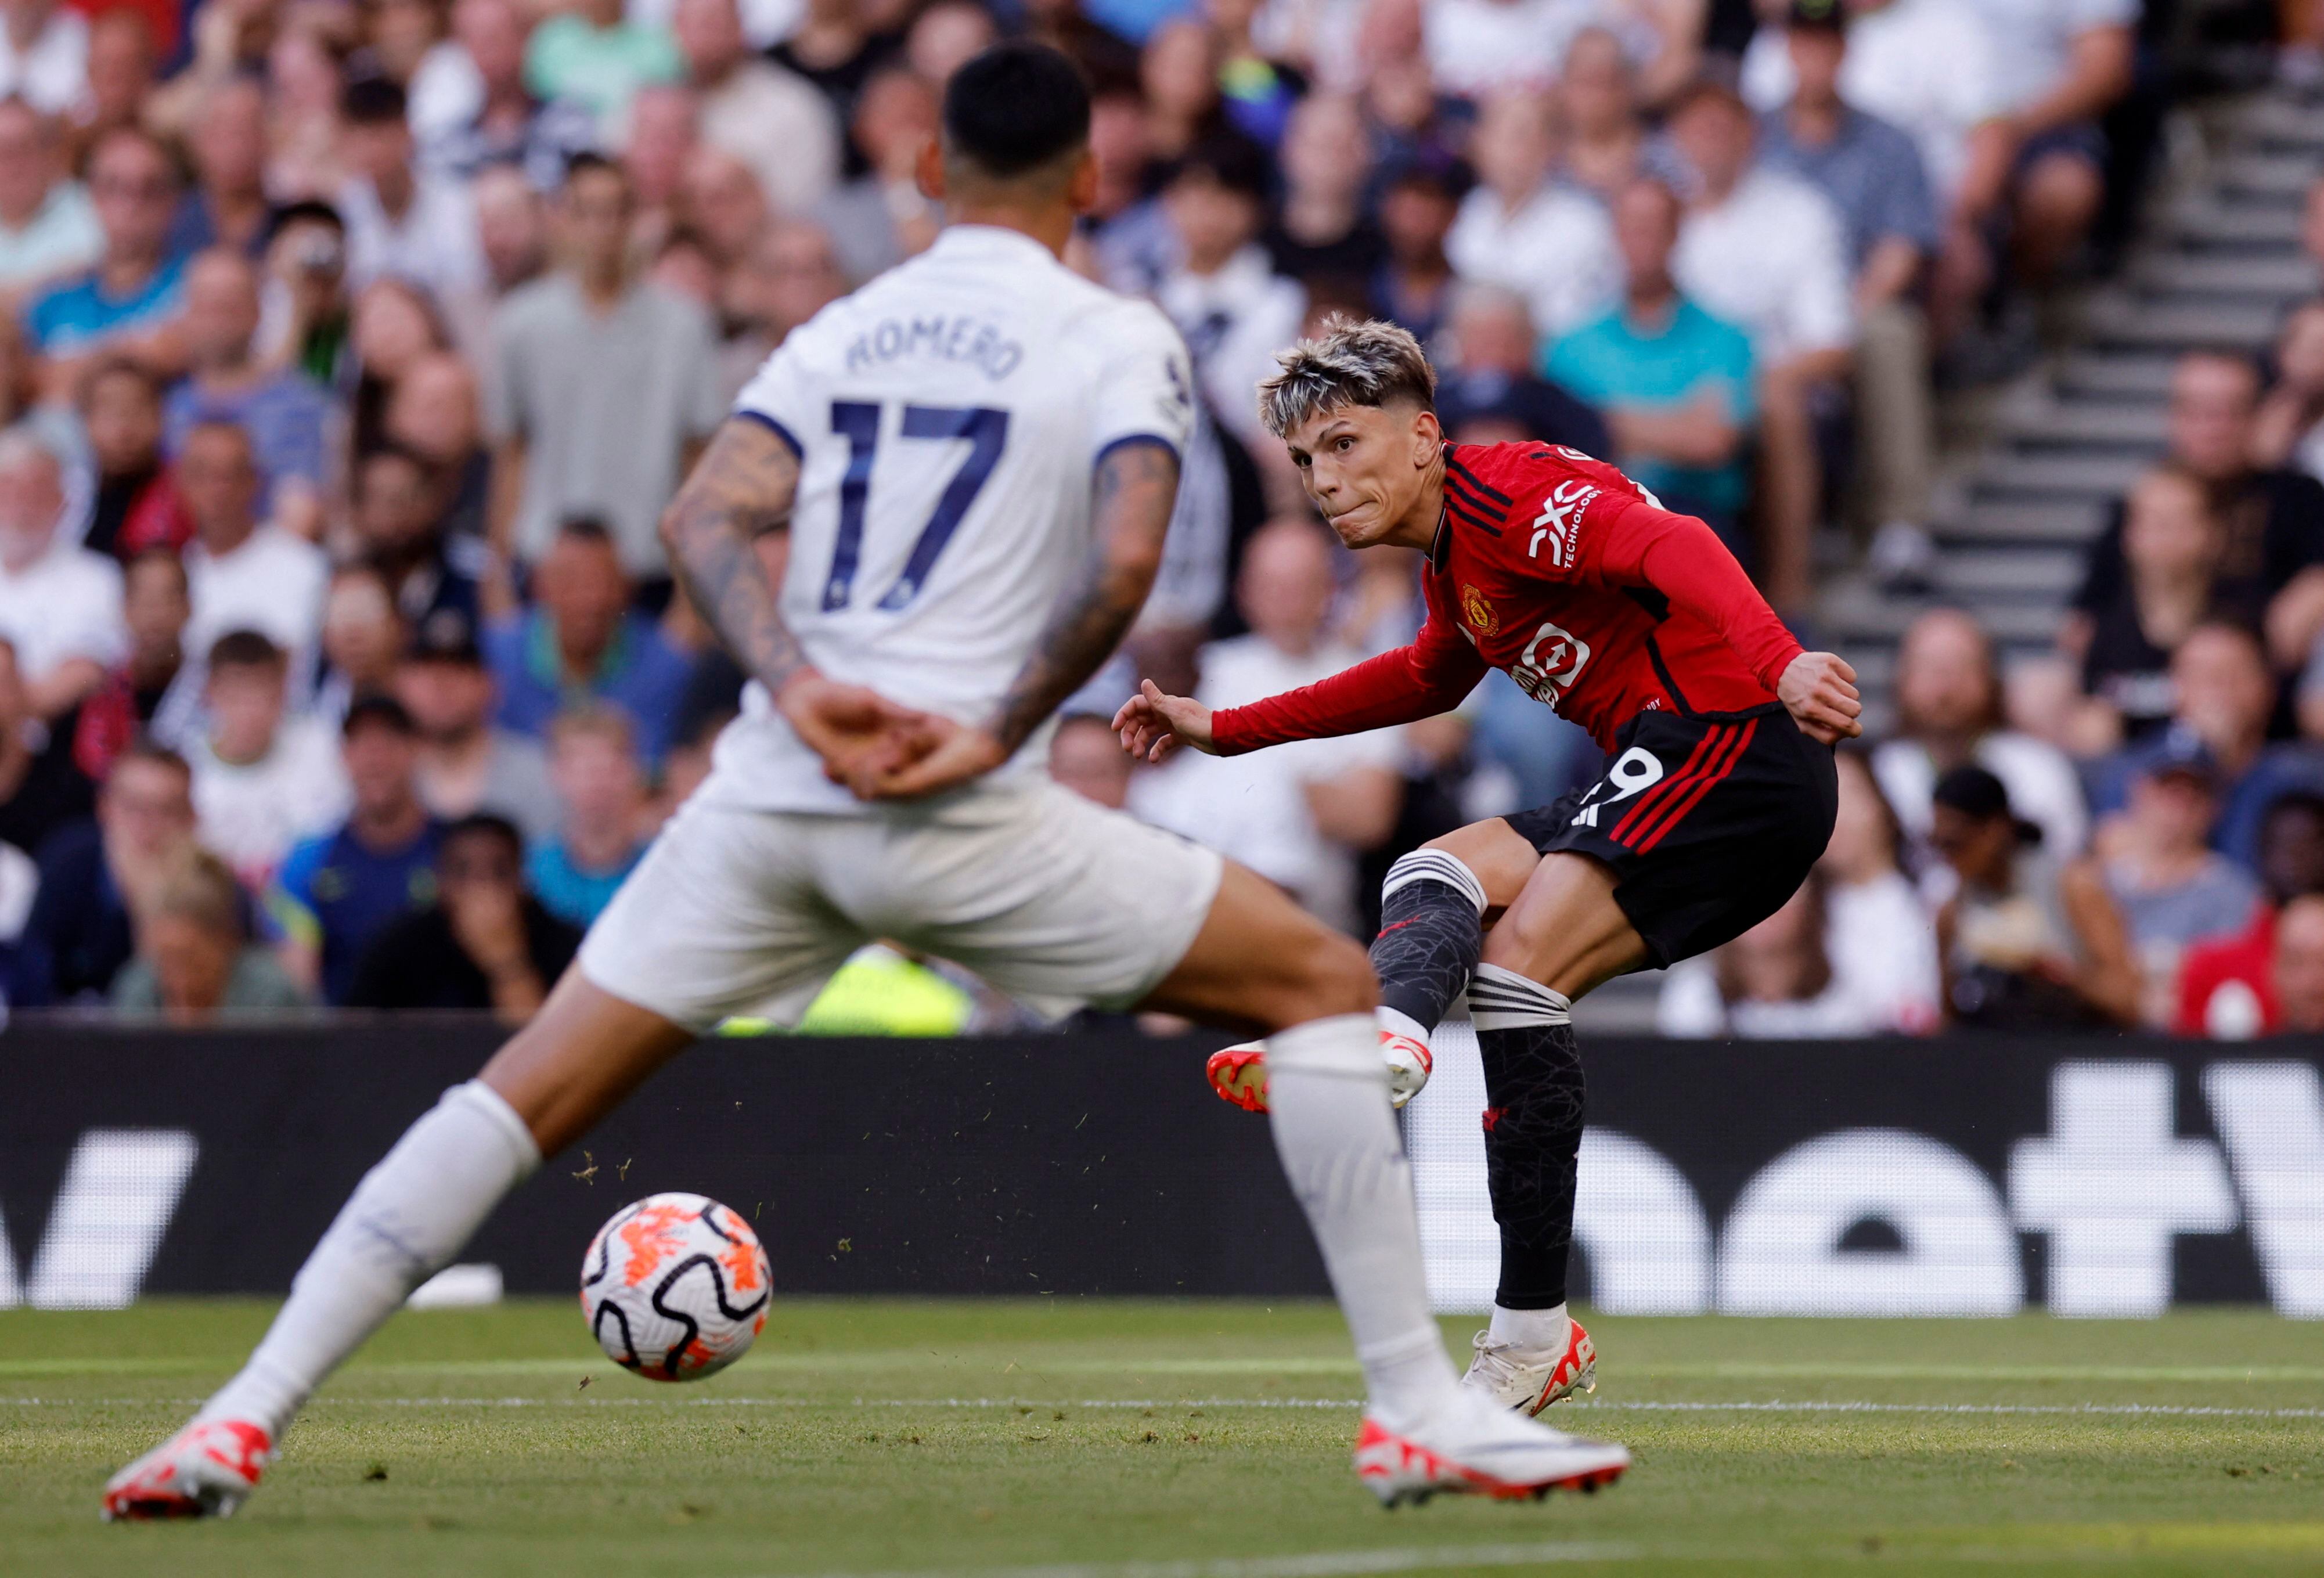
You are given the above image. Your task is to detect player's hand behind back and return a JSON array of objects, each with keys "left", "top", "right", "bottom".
[
  {"left": 780, "top": 672, "right": 953, "bottom": 794},
  {"left": 1779, "top": 651, "right": 1862, "bottom": 745},
  {"left": 1112, "top": 679, "right": 1216, "bottom": 763},
  {"left": 856, "top": 720, "right": 1010, "bottom": 800}
]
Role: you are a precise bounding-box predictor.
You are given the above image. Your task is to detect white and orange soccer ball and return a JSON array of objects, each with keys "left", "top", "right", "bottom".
[{"left": 579, "top": 1192, "right": 771, "bottom": 1381}]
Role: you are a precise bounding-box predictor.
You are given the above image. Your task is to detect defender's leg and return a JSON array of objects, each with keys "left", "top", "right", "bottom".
[
  {"left": 106, "top": 804, "right": 853, "bottom": 1520},
  {"left": 103, "top": 977, "right": 695, "bottom": 1520}
]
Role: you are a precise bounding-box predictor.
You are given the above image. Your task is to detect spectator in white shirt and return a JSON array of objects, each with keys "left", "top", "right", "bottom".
[
  {"left": 1049, "top": 712, "right": 1133, "bottom": 812},
  {"left": 1423, "top": 0, "right": 1695, "bottom": 103},
  {"left": 673, "top": 0, "right": 839, "bottom": 217},
  {"left": 338, "top": 76, "right": 485, "bottom": 301},
  {"left": 1662, "top": 752, "right": 1940, "bottom": 1036},
  {"left": 184, "top": 629, "right": 349, "bottom": 888},
  {"left": 177, "top": 420, "right": 329, "bottom": 691},
  {"left": 0, "top": 0, "right": 87, "bottom": 117},
  {"left": 0, "top": 424, "right": 121, "bottom": 721},
  {"left": 1658, "top": 872, "right": 1882, "bottom": 1037},
  {"left": 1155, "top": 136, "right": 1306, "bottom": 456},
  {"left": 1444, "top": 87, "right": 1620, "bottom": 341},
  {"left": 1424, "top": 0, "right": 1580, "bottom": 99},
  {"left": 1947, "top": 0, "right": 2134, "bottom": 287},
  {"left": 1130, "top": 519, "right": 1404, "bottom": 932},
  {"left": 0, "top": 97, "right": 98, "bottom": 303},
  {"left": 1667, "top": 77, "right": 1852, "bottom": 611},
  {"left": 1818, "top": 748, "right": 1941, "bottom": 1031},
  {"left": 1872, "top": 607, "right": 2091, "bottom": 874},
  {"left": 1555, "top": 25, "right": 1658, "bottom": 201}
]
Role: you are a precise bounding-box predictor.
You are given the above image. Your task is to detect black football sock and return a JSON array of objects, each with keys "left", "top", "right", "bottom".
[
  {"left": 1466, "top": 963, "right": 1583, "bottom": 1312},
  {"left": 1370, "top": 849, "right": 1487, "bottom": 1036}
]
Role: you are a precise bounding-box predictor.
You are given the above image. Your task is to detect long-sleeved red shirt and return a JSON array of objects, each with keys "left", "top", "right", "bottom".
[{"left": 1212, "top": 443, "right": 1804, "bottom": 756}]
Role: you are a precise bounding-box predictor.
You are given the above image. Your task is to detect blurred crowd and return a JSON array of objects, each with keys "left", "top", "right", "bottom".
[{"left": 0, "top": 0, "right": 2306, "bottom": 1035}]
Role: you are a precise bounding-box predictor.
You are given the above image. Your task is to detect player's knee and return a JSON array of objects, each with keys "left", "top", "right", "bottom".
[
  {"left": 1479, "top": 902, "right": 1552, "bottom": 975},
  {"left": 1418, "top": 827, "right": 1527, "bottom": 913}
]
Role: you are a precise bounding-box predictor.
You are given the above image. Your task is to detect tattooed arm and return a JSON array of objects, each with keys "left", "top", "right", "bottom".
[
  {"left": 863, "top": 437, "right": 1182, "bottom": 798},
  {"left": 660, "top": 418, "right": 807, "bottom": 690},
  {"left": 662, "top": 417, "right": 944, "bottom": 787}
]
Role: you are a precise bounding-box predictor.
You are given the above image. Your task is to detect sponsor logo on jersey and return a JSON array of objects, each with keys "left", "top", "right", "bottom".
[
  {"left": 1527, "top": 480, "right": 1601, "bottom": 567},
  {"left": 1459, "top": 583, "right": 1499, "bottom": 636},
  {"left": 1512, "top": 619, "right": 1591, "bottom": 708}
]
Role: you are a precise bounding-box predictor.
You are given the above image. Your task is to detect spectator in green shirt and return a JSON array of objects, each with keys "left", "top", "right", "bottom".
[
  {"left": 1543, "top": 175, "right": 1757, "bottom": 567},
  {"left": 111, "top": 846, "right": 314, "bottom": 1021},
  {"left": 524, "top": 0, "right": 683, "bottom": 134}
]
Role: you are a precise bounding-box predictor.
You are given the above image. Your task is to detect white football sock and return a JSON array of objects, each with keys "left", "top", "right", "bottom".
[
  {"left": 1265, "top": 1012, "right": 1461, "bottom": 1434},
  {"left": 198, "top": 1081, "right": 540, "bottom": 1440},
  {"left": 1489, "top": 1301, "right": 1570, "bottom": 1354},
  {"left": 1375, "top": 1005, "right": 1430, "bottom": 1044}
]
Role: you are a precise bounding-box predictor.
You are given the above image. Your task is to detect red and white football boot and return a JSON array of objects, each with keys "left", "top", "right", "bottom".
[
  {"left": 102, "top": 1419, "right": 274, "bottom": 1521},
  {"left": 1205, "top": 1028, "right": 1433, "bottom": 1115},
  {"left": 1463, "top": 1316, "right": 1599, "bottom": 1415},
  {"left": 1353, "top": 1389, "right": 1628, "bottom": 1507}
]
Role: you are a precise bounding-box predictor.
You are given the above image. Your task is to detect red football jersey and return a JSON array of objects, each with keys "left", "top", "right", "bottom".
[{"left": 1212, "top": 443, "right": 1804, "bottom": 755}]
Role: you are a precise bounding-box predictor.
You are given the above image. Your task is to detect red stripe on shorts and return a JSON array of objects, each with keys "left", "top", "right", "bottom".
[
  {"left": 1632, "top": 718, "right": 1757, "bottom": 854},
  {"left": 1609, "top": 723, "right": 1730, "bottom": 847}
]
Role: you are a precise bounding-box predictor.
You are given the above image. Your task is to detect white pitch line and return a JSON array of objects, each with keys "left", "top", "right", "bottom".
[
  {"left": 12, "top": 1394, "right": 2324, "bottom": 1421},
  {"left": 790, "top": 1541, "right": 1637, "bottom": 1578},
  {"left": 1580, "top": 1399, "right": 2324, "bottom": 1421}
]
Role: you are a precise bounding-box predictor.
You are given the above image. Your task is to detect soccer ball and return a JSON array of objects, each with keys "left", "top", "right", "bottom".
[{"left": 579, "top": 1193, "right": 771, "bottom": 1381}]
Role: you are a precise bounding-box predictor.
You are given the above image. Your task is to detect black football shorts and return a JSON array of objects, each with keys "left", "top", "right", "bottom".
[{"left": 1504, "top": 702, "right": 1838, "bottom": 970}]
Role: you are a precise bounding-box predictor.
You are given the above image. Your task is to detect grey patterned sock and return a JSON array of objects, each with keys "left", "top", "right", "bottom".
[{"left": 1371, "top": 849, "right": 1487, "bottom": 1034}]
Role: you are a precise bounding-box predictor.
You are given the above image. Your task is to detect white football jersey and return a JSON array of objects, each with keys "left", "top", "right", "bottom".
[{"left": 704, "top": 224, "right": 1196, "bottom": 813}]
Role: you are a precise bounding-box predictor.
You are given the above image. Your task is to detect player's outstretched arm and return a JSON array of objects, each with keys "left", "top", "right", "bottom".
[
  {"left": 863, "top": 437, "right": 1182, "bottom": 798},
  {"left": 1121, "top": 632, "right": 1489, "bottom": 763},
  {"left": 1114, "top": 678, "right": 1213, "bottom": 763},
  {"left": 662, "top": 418, "right": 947, "bottom": 787}
]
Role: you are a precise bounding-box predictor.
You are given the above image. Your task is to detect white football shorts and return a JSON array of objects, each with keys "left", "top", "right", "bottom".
[{"left": 577, "top": 780, "right": 1225, "bottom": 1030}]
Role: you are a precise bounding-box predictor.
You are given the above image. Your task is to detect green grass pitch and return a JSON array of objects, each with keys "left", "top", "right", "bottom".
[{"left": 5, "top": 1299, "right": 2322, "bottom": 1576}]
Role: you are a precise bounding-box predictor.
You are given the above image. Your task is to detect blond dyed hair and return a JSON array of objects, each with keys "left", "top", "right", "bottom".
[{"left": 1255, "top": 316, "right": 1437, "bottom": 440}]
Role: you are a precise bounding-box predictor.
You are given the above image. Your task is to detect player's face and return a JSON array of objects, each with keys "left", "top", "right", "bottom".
[{"left": 1283, "top": 401, "right": 1439, "bottom": 550}]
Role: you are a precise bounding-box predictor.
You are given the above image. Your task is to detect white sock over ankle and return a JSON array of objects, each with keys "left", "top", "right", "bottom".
[
  {"left": 199, "top": 1081, "right": 541, "bottom": 1440},
  {"left": 1265, "top": 1012, "right": 1461, "bottom": 1433},
  {"left": 1489, "top": 1301, "right": 1570, "bottom": 1354},
  {"left": 1375, "top": 1006, "right": 1430, "bottom": 1044}
]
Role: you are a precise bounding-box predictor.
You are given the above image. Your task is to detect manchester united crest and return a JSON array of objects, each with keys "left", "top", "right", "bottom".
[{"left": 1460, "top": 583, "right": 1498, "bottom": 636}]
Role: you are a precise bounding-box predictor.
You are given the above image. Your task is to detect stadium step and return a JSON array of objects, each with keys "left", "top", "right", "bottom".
[
  {"left": 2211, "top": 149, "right": 2323, "bottom": 201},
  {"left": 1931, "top": 499, "right": 2109, "bottom": 545},
  {"left": 2053, "top": 352, "right": 2180, "bottom": 401},
  {"left": 1998, "top": 401, "right": 2170, "bottom": 450},
  {"left": 1970, "top": 451, "right": 2154, "bottom": 501},
  {"left": 2129, "top": 251, "right": 2315, "bottom": 298},
  {"left": 2079, "top": 297, "right": 2282, "bottom": 352}
]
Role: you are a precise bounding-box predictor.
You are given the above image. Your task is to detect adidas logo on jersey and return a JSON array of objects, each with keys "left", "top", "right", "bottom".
[{"left": 1527, "top": 481, "right": 1601, "bottom": 567}]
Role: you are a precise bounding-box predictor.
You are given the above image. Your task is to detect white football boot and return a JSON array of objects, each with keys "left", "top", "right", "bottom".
[
  {"left": 1464, "top": 1316, "right": 1599, "bottom": 1415},
  {"left": 1353, "top": 1387, "right": 1629, "bottom": 1507},
  {"left": 1206, "top": 1027, "right": 1432, "bottom": 1114},
  {"left": 102, "top": 1419, "right": 274, "bottom": 1521}
]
